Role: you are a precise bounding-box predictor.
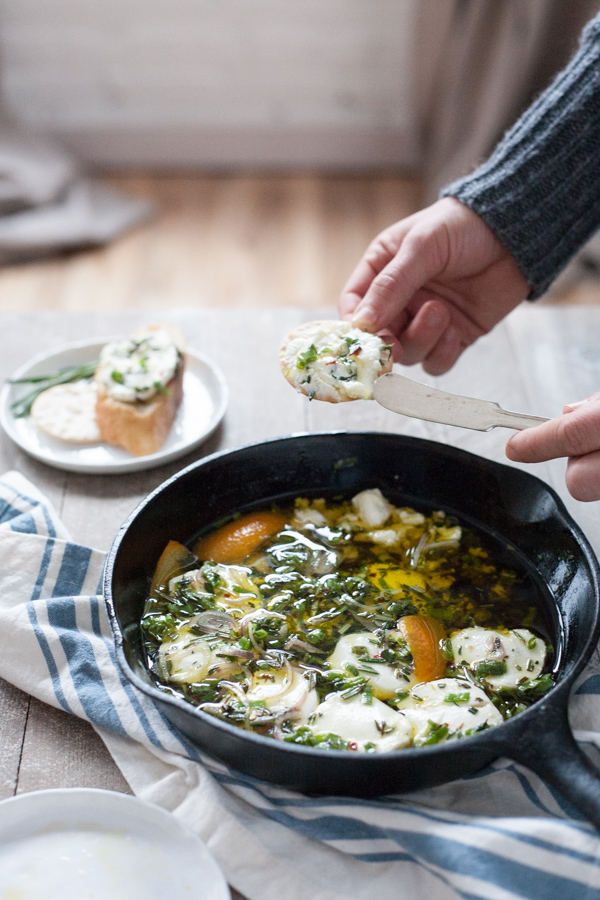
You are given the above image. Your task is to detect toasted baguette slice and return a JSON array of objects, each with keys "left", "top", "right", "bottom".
[{"left": 95, "top": 324, "right": 185, "bottom": 456}]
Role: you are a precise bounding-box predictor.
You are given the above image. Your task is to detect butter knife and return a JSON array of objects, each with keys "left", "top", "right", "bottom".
[{"left": 373, "top": 372, "right": 550, "bottom": 432}]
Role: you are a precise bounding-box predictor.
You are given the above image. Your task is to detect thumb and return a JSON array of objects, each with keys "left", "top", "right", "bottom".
[{"left": 507, "top": 390, "right": 600, "bottom": 463}]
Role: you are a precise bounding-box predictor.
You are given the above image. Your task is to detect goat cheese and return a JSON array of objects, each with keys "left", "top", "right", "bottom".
[
  {"left": 307, "top": 692, "right": 412, "bottom": 752},
  {"left": 96, "top": 327, "right": 180, "bottom": 403},
  {"left": 328, "top": 631, "right": 415, "bottom": 699},
  {"left": 279, "top": 320, "right": 392, "bottom": 402},
  {"left": 450, "top": 627, "right": 546, "bottom": 689},
  {"left": 352, "top": 488, "right": 393, "bottom": 527},
  {"left": 158, "top": 629, "right": 241, "bottom": 684},
  {"left": 397, "top": 677, "right": 503, "bottom": 744}
]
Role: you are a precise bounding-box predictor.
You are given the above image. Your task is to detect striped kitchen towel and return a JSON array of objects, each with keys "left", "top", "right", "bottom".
[{"left": 1, "top": 469, "right": 600, "bottom": 900}]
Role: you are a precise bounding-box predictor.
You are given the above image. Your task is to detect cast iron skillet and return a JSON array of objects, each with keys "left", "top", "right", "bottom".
[{"left": 104, "top": 433, "right": 600, "bottom": 828}]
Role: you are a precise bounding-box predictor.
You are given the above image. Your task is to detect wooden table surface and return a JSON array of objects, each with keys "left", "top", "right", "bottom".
[{"left": 0, "top": 306, "right": 599, "bottom": 897}]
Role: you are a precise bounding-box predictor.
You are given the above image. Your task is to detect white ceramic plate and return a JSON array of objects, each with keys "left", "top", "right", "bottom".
[
  {"left": 0, "top": 338, "right": 228, "bottom": 473},
  {"left": 0, "top": 788, "right": 230, "bottom": 900}
]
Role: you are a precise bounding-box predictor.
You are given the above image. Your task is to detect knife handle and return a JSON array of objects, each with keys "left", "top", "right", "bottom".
[{"left": 493, "top": 408, "right": 550, "bottom": 431}]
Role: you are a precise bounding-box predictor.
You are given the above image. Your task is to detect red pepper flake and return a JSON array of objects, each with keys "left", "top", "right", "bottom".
[{"left": 348, "top": 741, "right": 358, "bottom": 751}]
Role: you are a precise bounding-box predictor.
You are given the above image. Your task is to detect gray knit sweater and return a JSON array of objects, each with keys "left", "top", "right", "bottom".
[{"left": 441, "top": 13, "right": 600, "bottom": 299}]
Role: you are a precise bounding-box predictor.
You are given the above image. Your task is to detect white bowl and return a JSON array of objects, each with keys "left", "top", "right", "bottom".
[{"left": 0, "top": 788, "right": 230, "bottom": 900}]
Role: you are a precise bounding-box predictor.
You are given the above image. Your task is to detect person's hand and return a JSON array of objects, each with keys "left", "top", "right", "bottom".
[
  {"left": 339, "top": 197, "right": 530, "bottom": 374},
  {"left": 507, "top": 393, "right": 600, "bottom": 502}
]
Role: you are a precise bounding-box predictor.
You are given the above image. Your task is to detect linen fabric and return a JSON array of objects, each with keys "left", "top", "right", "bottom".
[{"left": 2, "top": 470, "right": 600, "bottom": 900}]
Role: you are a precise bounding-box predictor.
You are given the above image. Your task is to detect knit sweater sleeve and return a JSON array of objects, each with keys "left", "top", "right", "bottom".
[{"left": 440, "top": 14, "right": 600, "bottom": 299}]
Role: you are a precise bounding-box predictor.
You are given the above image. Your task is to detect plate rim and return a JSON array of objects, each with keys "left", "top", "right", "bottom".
[{"left": 0, "top": 336, "right": 228, "bottom": 474}]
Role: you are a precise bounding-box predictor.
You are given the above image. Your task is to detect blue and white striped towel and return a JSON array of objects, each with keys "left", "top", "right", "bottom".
[{"left": 2, "top": 470, "right": 600, "bottom": 900}]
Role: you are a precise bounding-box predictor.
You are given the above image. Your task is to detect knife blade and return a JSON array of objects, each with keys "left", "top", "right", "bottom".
[{"left": 373, "top": 372, "right": 549, "bottom": 432}]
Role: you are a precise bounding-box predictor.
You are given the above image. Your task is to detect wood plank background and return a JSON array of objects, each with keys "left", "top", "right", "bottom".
[
  {"left": 0, "top": 174, "right": 418, "bottom": 312},
  {"left": 0, "top": 173, "right": 597, "bottom": 316}
]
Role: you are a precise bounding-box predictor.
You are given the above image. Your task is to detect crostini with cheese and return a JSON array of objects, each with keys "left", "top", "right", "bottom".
[
  {"left": 279, "top": 320, "right": 392, "bottom": 403},
  {"left": 95, "top": 324, "right": 185, "bottom": 456}
]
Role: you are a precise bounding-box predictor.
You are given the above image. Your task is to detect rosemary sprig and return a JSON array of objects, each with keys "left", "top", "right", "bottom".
[{"left": 9, "top": 360, "right": 99, "bottom": 417}]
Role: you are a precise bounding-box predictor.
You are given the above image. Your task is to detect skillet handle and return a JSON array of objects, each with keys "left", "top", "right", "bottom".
[{"left": 507, "top": 701, "right": 600, "bottom": 830}]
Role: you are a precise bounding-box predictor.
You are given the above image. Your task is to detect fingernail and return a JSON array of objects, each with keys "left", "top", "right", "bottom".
[
  {"left": 564, "top": 398, "right": 590, "bottom": 412},
  {"left": 352, "top": 306, "right": 376, "bottom": 331},
  {"left": 505, "top": 438, "right": 523, "bottom": 462}
]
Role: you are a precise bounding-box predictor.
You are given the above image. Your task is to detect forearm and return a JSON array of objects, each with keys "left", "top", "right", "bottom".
[{"left": 441, "top": 14, "right": 600, "bottom": 298}]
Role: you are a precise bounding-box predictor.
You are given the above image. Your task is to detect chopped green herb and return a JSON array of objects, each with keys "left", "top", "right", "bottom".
[
  {"left": 374, "top": 719, "right": 395, "bottom": 736},
  {"left": 473, "top": 659, "right": 508, "bottom": 677},
  {"left": 418, "top": 721, "right": 450, "bottom": 746},
  {"left": 153, "top": 380, "right": 170, "bottom": 397},
  {"left": 444, "top": 692, "right": 470, "bottom": 704},
  {"left": 296, "top": 344, "right": 318, "bottom": 369},
  {"left": 284, "top": 727, "right": 349, "bottom": 751},
  {"left": 442, "top": 638, "right": 454, "bottom": 661}
]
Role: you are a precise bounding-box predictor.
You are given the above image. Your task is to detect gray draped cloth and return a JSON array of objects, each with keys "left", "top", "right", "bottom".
[
  {"left": 0, "top": 116, "right": 151, "bottom": 265},
  {"left": 416, "top": 0, "right": 600, "bottom": 294}
]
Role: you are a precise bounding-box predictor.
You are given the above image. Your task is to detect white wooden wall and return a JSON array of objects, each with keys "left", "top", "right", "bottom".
[{"left": 0, "top": 0, "right": 419, "bottom": 169}]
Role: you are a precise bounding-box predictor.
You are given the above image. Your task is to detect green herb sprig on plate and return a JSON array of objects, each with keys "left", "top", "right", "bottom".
[{"left": 9, "top": 361, "right": 99, "bottom": 418}]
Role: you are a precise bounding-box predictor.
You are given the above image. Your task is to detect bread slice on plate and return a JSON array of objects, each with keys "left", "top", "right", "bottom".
[{"left": 95, "top": 324, "right": 185, "bottom": 456}]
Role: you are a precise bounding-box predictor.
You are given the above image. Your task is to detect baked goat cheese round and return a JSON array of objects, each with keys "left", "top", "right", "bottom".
[
  {"left": 307, "top": 691, "right": 412, "bottom": 752},
  {"left": 30, "top": 381, "right": 100, "bottom": 443},
  {"left": 397, "top": 677, "right": 503, "bottom": 745},
  {"left": 450, "top": 627, "right": 547, "bottom": 689},
  {"left": 279, "top": 320, "right": 393, "bottom": 402},
  {"left": 327, "top": 631, "right": 417, "bottom": 699}
]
